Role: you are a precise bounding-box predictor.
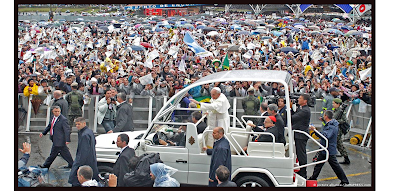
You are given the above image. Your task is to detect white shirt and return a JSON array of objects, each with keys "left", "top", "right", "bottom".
[
  {"left": 50, "top": 115, "right": 59, "bottom": 135},
  {"left": 120, "top": 145, "right": 128, "bottom": 154}
]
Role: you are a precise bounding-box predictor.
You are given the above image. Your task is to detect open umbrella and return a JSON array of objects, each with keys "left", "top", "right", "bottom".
[
  {"left": 345, "top": 30, "right": 363, "bottom": 37},
  {"left": 236, "top": 30, "right": 250, "bottom": 36},
  {"left": 207, "top": 31, "right": 219, "bottom": 36},
  {"left": 254, "top": 29, "right": 268, "bottom": 34},
  {"left": 265, "top": 24, "right": 275, "bottom": 29},
  {"left": 202, "top": 27, "right": 217, "bottom": 32},
  {"left": 308, "top": 25, "right": 319, "bottom": 30},
  {"left": 131, "top": 45, "right": 145, "bottom": 51},
  {"left": 196, "top": 25, "right": 206, "bottom": 29},
  {"left": 183, "top": 24, "right": 194, "bottom": 29},
  {"left": 193, "top": 33, "right": 205, "bottom": 37},
  {"left": 294, "top": 25, "right": 305, "bottom": 29},
  {"left": 227, "top": 45, "right": 240, "bottom": 52},
  {"left": 310, "top": 31, "right": 321, "bottom": 36},
  {"left": 271, "top": 31, "right": 283, "bottom": 37},
  {"left": 218, "top": 43, "right": 231, "bottom": 49},
  {"left": 140, "top": 42, "right": 153, "bottom": 48},
  {"left": 154, "top": 28, "right": 164, "bottom": 32},
  {"left": 261, "top": 36, "right": 273, "bottom": 40},
  {"left": 280, "top": 47, "right": 299, "bottom": 54}
]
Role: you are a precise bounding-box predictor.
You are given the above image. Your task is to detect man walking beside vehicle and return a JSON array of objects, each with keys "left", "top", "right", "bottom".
[
  {"left": 309, "top": 111, "right": 349, "bottom": 186},
  {"left": 68, "top": 117, "right": 99, "bottom": 187},
  {"left": 114, "top": 133, "right": 136, "bottom": 187},
  {"left": 202, "top": 127, "right": 232, "bottom": 187},
  {"left": 39, "top": 106, "right": 74, "bottom": 169}
]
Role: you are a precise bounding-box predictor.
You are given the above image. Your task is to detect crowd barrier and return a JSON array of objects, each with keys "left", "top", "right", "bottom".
[{"left": 17, "top": 94, "right": 372, "bottom": 142}]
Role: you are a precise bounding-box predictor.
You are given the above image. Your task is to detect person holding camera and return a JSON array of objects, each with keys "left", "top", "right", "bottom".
[
  {"left": 332, "top": 98, "right": 350, "bottom": 164},
  {"left": 97, "top": 89, "right": 117, "bottom": 133}
]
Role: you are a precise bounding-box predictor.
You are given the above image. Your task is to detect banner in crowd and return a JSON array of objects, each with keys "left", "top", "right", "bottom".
[{"left": 183, "top": 32, "right": 213, "bottom": 58}]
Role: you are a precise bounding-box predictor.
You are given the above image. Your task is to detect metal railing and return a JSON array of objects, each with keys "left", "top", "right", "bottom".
[{"left": 292, "top": 129, "right": 329, "bottom": 169}]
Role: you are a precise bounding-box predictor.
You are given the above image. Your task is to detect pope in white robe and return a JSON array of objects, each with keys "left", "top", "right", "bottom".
[{"left": 190, "top": 87, "right": 231, "bottom": 148}]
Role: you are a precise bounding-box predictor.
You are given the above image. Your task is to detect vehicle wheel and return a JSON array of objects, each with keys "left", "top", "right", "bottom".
[
  {"left": 236, "top": 175, "right": 271, "bottom": 187},
  {"left": 98, "top": 166, "right": 113, "bottom": 179}
]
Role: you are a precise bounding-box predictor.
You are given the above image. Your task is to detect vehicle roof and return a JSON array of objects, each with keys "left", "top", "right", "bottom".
[{"left": 194, "top": 70, "right": 293, "bottom": 87}]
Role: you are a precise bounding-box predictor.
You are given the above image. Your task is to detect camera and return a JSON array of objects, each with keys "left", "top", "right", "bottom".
[{"left": 110, "top": 97, "right": 116, "bottom": 102}]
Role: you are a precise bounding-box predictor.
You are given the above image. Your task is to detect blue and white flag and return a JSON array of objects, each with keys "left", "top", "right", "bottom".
[{"left": 183, "top": 32, "right": 212, "bottom": 57}]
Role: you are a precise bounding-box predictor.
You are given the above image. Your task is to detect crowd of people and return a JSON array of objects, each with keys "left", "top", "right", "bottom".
[
  {"left": 18, "top": 12, "right": 372, "bottom": 107},
  {"left": 18, "top": 9, "right": 372, "bottom": 187}
]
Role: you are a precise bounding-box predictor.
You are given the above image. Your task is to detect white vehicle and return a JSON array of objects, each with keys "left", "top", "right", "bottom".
[
  {"left": 95, "top": 70, "right": 328, "bottom": 187},
  {"left": 81, "top": 12, "right": 88, "bottom": 16}
]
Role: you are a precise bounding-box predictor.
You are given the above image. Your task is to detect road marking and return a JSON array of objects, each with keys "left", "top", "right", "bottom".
[
  {"left": 347, "top": 147, "right": 371, "bottom": 158},
  {"left": 317, "top": 171, "right": 371, "bottom": 182}
]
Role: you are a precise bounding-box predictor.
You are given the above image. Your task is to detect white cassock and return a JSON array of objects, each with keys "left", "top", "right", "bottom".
[{"left": 199, "top": 93, "right": 231, "bottom": 148}]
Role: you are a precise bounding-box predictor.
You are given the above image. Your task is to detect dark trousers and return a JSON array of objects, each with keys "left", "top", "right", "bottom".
[
  {"left": 295, "top": 138, "right": 308, "bottom": 179},
  {"left": 309, "top": 152, "right": 349, "bottom": 184},
  {"left": 43, "top": 145, "right": 74, "bottom": 168}
]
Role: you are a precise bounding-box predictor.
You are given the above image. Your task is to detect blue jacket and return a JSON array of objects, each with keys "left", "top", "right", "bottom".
[
  {"left": 206, "top": 136, "right": 232, "bottom": 182},
  {"left": 315, "top": 119, "right": 339, "bottom": 155}
]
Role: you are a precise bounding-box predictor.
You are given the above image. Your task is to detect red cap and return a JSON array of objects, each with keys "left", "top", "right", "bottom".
[{"left": 268, "top": 116, "right": 276, "bottom": 123}]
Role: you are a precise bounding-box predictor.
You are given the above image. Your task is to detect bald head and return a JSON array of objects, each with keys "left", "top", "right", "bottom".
[
  {"left": 212, "top": 127, "right": 224, "bottom": 140},
  {"left": 53, "top": 90, "right": 62, "bottom": 99}
]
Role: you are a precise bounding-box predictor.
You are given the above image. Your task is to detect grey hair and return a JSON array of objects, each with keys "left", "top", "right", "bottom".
[
  {"left": 51, "top": 105, "right": 61, "bottom": 111},
  {"left": 268, "top": 104, "right": 279, "bottom": 112},
  {"left": 117, "top": 92, "right": 127, "bottom": 101},
  {"left": 211, "top": 87, "right": 221, "bottom": 94},
  {"left": 78, "top": 165, "right": 93, "bottom": 180}
]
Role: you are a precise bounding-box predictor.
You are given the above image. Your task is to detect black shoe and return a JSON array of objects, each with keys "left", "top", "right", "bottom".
[
  {"left": 340, "top": 156, "right": 350, "bottom": 164},
  {"left": 338, "top": 182, "right": 349, "bottom": 187},
  {"left": 38, "top": 164, "right": 48, "bottom": 168}
]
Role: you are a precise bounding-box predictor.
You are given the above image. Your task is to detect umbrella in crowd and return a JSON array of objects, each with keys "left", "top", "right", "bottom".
[
  {"left": 131, "top": 45, "right": 145, "bottom": 51},
  {"left": 140, "top": 42, "right": 153, "bottom": 48},
  {"left": 226, "top": 45, "right": 240, "bottom": 52},
  {"left": 265, "top": 24, "right": 275, "bottom": 29},
  {"left": 99, "top": 26, "right": 109, "bottom": 32},
  {"left": 345, "top": 30, "right": 363, "bottom": 37},
  {"left": 271, "top": 31, "right": 283, "bottom": 37},
  {"left": 280, "top": 47, "right": 299, "bottom": 54},
  {"left": 207, "top": 31, "right": 219, "bottom": 36},
  {"left": 261, "top": 36, "right": 273, "bottom": 40},
  {"left": 202, "top": 27, "right": 217, "bottom": 32},
  {"left": 217, "top": 43, "right": 231, "bottom": 49},
  {"left": 308, "top": 25, "right": 320, "bottom": 30},
  {"left": 236, "top": 30, "right": 250, "bottom": 36},
  {"left": 196, "top": 25, "right": 206, "bottom": 29}
]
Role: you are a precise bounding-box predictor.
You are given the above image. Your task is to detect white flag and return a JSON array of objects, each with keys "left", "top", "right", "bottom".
[
  {"left": 359, "top": 67, "right": 371, "bottom": 81},
  {"left": 139, "top": 74, "right": 153, "bottom": 85},
  {"left": 178, "top": 59, "right": 186, "bottom": 72}
]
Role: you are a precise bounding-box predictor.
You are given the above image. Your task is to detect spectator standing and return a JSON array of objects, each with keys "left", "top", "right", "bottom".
[
  {"left": 202, "top": 127, "right": 231, "bottom": 187},
  {"left": 113, "top": 134, "right": 136, "bottom": 187},
  {"left": 59, "top": 75, "right": 73, "bottom": 94},
  {"left": 23, "top": 79, "right": 39, "bottom": 97},
  {"left": 68, "top": 117, "right": 99, "bottom": 187},
  {"left": 65, "top": 82, "right": 84, "bottom": 131},
  {"left": 39, "top": 106, "right": 74, "bottom": 169},
  {"left": 97, "top": 89, "right": 117, "bottom": 133},
  {"left": 107, "top": 93, "right": 134, "bottom": 133},
  {"left": 309, "top": 111, "right": 349, "bottom": 186}
]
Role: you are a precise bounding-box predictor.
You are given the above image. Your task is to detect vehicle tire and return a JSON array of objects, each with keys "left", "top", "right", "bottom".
[
  {"left": 236, "top": 175, "right": 271, "bottom": 187},
  {"left": 98, "top": 166, "right": 113, "bottom": 179}
]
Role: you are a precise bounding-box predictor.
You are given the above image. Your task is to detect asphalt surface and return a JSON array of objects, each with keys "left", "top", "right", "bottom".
[{"left": 18, "top": 131, "right": 372, "bottom": 187}]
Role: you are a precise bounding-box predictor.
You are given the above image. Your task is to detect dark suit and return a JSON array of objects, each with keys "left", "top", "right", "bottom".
[
  {"left": 112, "top": 102, "right": 134, "bottom": 132},
  {"left": 252, "top": 125, "right": 280, "bottom": 143},
  {"left": 206, "top": 136, "right": 231, "bottom": 187},
  {"left": 274, "top": 113, "right": 286, "bottom": 145},
  {"left": 52, "top": 98, "right": 69, "bottom": 119},
  {"left": 256, "top": 111, "right": 269, "bottom": 127},
  {"left": 114, "top": 146, "right": 136, "bottom": 187},
  {"left": 278, "top": 105, "right": 287, "bottom": 126},
  {"left": 217, "top": 181, "right": 237, "bottom": 187},
  {"left": 41, "top": 114, "right": 74, "bottom": 168},
  {"left": 291, "top": 105, "right": 311, "bottom": 179},
  {"left": 197, "top": 121, "right": 207, "bottom": 134},
  {"left": 68, "top": 126, "right": 99, "bottom": 186}
]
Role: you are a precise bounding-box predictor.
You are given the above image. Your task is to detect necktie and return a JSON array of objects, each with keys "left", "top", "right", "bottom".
[{"left": 50, "top": 117, "right": 56, "bottom": 136}]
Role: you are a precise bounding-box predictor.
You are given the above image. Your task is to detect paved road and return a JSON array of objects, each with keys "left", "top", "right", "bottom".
[{"left": 18, "top": 132, "right": 372, "bottom": 187}]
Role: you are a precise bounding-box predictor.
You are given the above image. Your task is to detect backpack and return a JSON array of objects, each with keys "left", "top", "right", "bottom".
[
  {"left": 244, "top": 97, "right": 257, "bottom": 115},
  {"left": 68, "top": 91, "right": 82, "bottom": 111}
]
